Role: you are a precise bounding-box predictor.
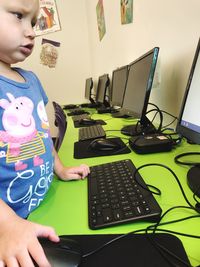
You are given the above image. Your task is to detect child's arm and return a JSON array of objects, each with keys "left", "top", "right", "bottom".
[
  {"left": 0, "top": 199, "right": 59, "bottom": 266},
  {"left": 53, "top": 148, "right": 90, "bottom": 181}
]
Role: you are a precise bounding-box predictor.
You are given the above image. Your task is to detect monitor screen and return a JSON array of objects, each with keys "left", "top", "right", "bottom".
[
  {"left": 95, "top": 74, "right": 109, "bottom": 104},
  {"left": 121, "top": 47, "right": 159, "bottom": 136},
  {"left": 122, "top": 47, "right": 159, "bottom": 118},
  {"left": 110, "top": 65, "right": 128, "bottom": 107},
  {"left": 85, "top": 77, "right": 93, "bottom": 100},
  {"left": 176, "top": 38, "right": 200, "bottom": 144},
  {"left": 176, "top": 38, "right": 200, "bottom": 198}
]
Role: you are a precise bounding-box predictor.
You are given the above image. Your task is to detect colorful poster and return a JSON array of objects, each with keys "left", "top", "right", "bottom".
[
  {"left": 121, "top": 0, "right": 133, "bottom": 25},
  {"left": 96, "top": 0, "right": 106, "bottom": 41},
  {"left": 34, "top": 0, "right": 61, "bottom": 36},
  {"left": 40, "top": 39, "right": 61, "bottom": 68}
]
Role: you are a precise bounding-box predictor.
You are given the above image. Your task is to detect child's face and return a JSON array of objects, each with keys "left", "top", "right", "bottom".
[{"left": 0, "top": 0, "right": 39, "bottom": 65}]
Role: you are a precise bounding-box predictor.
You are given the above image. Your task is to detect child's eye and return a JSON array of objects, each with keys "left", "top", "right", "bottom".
[{"left": 13, "top": 12, "right": 23, "bottom": 20}]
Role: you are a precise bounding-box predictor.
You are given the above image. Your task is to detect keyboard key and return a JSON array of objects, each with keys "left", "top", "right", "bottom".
[{"left": 79, "top": 125, "right": 106, "bottom": 141}]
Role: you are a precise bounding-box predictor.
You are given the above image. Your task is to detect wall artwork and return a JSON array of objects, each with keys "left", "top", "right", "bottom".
[
  {"left": 34, "top": 0, "right": 61, "bottom": 36},
  {"left": 96, "top": 0, "right": 106, "bottom": 41},
  {"left": 40, "top": 39, "right": 61, "bottom": 68},
  {"left": 120, "top": 0, "right": 133, "bottom": 25}
]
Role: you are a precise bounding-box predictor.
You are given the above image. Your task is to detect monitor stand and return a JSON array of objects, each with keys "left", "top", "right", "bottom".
[
  {"left": 121, "top": 116, "right": 156, "bottom": 136},
  {"left": 80, "top": 98, "right": 100, "bottom": 108},
  {"left": 96, "top": 100, "right": 112, "bottom": 113},
  {"left": 112, "top": 110, "right": 132, "bottom": 118},
  {"left": 187, "top": 166, "right": 200, "bottom": 198}
]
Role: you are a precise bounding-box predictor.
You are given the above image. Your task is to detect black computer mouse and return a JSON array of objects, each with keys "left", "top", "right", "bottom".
[
  {"left": 35, "top": 236, "right": 82, "bottom": 267},
  {"left": 89, "top": 138, "right": 121, "bottom": 151},
  {"left": 79, "top": 118, "right": 97, "bottom": 125}
]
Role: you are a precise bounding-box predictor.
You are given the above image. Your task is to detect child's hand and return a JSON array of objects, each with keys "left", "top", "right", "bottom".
[
  {"left": 0, "top": 211, "right": 59, "bottom": 267},
  {"left": 59, "top": 164, "right": 90, "bottom": 181}
]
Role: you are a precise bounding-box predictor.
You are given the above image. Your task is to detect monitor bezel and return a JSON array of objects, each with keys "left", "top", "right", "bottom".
[
  {"left": 95, "top": 73, "right": 110, "bottom": 105},
  {"left": 84, "top": 77, "right": 93, "bottom": 101},
  {"left": 176, "top": 38, "right": 200, "bottom": 144},
  {"left": 110, "top": 65, "right": 129, "bottom": 107},
  {"left": 121, "top": 47, "right": 159, "bottom": 120}
]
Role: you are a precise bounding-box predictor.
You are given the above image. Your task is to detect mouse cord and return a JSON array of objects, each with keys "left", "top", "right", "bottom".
[{"left": 132, "top": 163, "right": 197, "bottom": 211}]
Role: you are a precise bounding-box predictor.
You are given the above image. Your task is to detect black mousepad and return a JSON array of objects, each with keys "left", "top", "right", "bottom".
[
  {"left": 74, "top": 137, "right": 131, "bottom": 159},
  {"left": 74, "top": 120, "right": 106, "bottom": 128},
  {"left": 62, "top": 233, "right": 189, "bottom": 267}
]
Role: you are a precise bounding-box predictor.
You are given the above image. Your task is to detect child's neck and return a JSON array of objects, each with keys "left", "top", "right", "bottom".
[{"left": 0, "top": 62, "right": 25, "bottom": 83}]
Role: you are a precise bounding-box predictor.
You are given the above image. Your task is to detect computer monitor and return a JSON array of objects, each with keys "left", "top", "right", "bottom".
[
  {"left": 84, "top": 77, "right": 94, "bottom": 103},
  {"left": 120, "top": 47, "right": 159, "bottom": 136},
  {"left": 95, "top": 74, "right": 110, "bottom": 107},
  {"left": 176, "top": 40, "right": 200, "bottom": 144},
  {"left": 110, "top": 65, "right": 129, "bottom": 107},
  {"left": 176, "top": 38, "right": 200, "bottom": 197}
]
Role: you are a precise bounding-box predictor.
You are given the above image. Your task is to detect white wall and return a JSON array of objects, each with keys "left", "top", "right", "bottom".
[
  {"left": 18, "top": 0, "right": 200, "bottom": 135},
  {"left": 85, "top": 0, "right": 200, "bottom": 123}
]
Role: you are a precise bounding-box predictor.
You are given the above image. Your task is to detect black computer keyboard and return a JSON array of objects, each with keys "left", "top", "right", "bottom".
[
  {"left": 87, "top": 159, "right": 162, "bottom": 229},
  {"left": 79, "top": 125, "right": 106, "bottom": 141},
  {"left": 72, "top": 114, "right": 90, "bottom": 122},
  {"left": 67, "top": 109, "right": 89, "bottom": 116}
]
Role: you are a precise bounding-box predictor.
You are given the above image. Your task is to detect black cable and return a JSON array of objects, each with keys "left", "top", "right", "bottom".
[
  {"left": 174, "top": 152, "right": 200, "bottom": 208},
  {"left": 145, "top": 234, "right": 188, "bottom": 267},
  {"left": 145, "top": 205, "right": 200, "bottom": 267},
  {"left": 147, "top": 102, "right": 164, "bottom": 132},
  {"left": 145, "top": 107, "right": 163, "bottom": 133},
  {"left": 148, "top": 103, "right": 178, "bottom": 132},
  {"left": 142, "top": 162, "right": 200, "bottom": 266},
  {"left": 174, "top": 152, "right": 200, "bottom": 166},
  {"left": 133, "top": 163, "right": 197, "bottom": 210},
  {"left": 82, "top": 228, "right": 145, "bottom": 258},
  {"left": 160, "top": 131, "right": 183, "bottom": 146},
  {"left": 159, "top": 110, "right": 178, "bottom": 130}
]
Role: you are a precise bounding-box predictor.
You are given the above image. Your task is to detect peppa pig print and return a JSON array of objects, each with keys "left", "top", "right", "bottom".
[{"left": 0, "top": 93, "right": 47, "bottom": 171}]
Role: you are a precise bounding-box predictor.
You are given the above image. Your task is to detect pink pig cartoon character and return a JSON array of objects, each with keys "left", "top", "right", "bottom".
[{"left": 0, "top": 93, "right": 44, "bottom": 171}]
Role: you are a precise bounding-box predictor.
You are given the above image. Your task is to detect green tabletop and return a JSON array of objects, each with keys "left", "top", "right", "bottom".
[{"left": 29, "top": 109, "right": 200, "bottom": 266}]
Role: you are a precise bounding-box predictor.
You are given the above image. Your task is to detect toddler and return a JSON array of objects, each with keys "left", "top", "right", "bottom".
[{"left": 0, "top": 0, "right": 90, "bottom": 266}]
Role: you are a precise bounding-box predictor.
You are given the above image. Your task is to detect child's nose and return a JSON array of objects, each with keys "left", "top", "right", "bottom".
[{"left": 24, "top": 24, "right": 36, "bottom": 39}]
